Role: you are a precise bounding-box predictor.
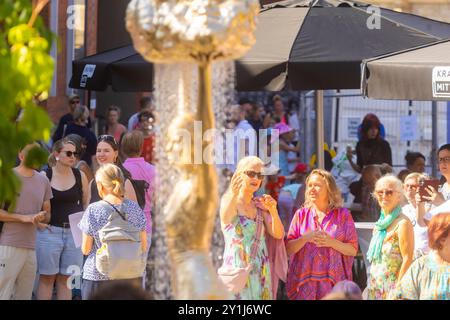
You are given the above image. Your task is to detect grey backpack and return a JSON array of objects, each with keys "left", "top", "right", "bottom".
[{"left": 96, "top": 200, "right": 146, "bottom": 280}]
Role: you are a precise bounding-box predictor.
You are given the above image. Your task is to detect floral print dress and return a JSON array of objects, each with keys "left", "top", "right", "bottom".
[
  {"left": 222, "top": 214, "right": 272, "bottom": 300},
  {"left": 366, "top": 224, "right": 403, "bottom": 300},
  {"left": 394, "top": 252, "right": 450, "bottom": 300}
]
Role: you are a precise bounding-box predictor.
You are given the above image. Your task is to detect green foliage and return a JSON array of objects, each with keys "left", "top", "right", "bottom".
[{"left": 0, "top": 0, "right": 55, "bottom": 207}]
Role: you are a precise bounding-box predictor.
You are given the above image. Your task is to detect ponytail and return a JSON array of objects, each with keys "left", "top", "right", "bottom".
[{"left": 95, "top": 164, "right": 125, "bottom": 198}]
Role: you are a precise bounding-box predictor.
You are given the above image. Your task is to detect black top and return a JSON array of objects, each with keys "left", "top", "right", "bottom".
[
  {"left": 46, "top": 168, "right": 83, "bottom": 227},
  {"left": 356, "top": 138, "right": 392, "bottom": 169},
  {"left": 64, "top": 123, "right": 97, "bottom": 166},
  {"left": 90, "top": 180, "right": 101, "bottom": 204}
]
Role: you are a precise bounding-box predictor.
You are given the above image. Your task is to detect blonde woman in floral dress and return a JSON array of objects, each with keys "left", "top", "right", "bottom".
[
  {"left": 220, "top": 156, "right": 285, "bottom": 300},
  {"left": 366, "top": 175, "right": 414, "bottom": 299}
]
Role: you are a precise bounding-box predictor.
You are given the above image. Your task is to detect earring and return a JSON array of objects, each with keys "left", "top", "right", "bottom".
[{"left": 55, "top": 157, "right": 60, "bottom": 161}]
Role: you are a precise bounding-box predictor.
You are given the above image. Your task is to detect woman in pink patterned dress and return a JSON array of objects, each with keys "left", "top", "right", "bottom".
[{"left": 286, "top": 169, "right": 358, "bottom": 300}]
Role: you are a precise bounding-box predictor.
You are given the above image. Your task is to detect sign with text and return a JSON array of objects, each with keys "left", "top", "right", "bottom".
[
  {"left": 347, "top": 117, "right": 360, "bottom": 139},
  {"left": 400, "top": 115, "right": 418, "bottom": 141}
]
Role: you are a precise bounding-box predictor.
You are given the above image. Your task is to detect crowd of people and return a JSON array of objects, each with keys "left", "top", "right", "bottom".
[{"left": 0, "top": 93, "right": 449, "bottom": 300}]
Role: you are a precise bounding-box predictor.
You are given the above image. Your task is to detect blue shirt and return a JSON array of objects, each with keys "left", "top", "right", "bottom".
[{"left": 78, "top": 199, "right": 146, "bottom": 281}]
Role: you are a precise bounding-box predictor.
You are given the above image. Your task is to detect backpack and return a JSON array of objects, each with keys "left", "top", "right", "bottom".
[
  {"left": 119, "top": 165, "right": 149, "bottom": 210},
  {"left": 95, "top": 200, "right": 146, "bottom": 280}
]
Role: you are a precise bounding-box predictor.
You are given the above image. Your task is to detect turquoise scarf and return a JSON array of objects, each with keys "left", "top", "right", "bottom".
[{"left": 367, "top": 206, "right": 402, "bottom": 263}]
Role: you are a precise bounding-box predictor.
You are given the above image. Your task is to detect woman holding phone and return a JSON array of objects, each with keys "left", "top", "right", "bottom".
[{"left": 417, "top": 144, "right": 450, "bottom": 226}]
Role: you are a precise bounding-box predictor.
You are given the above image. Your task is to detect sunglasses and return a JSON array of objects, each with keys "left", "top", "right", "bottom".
[
  {"left": 375, "top": 190, "right": 396, "bottom": 197},
  {"left": 98, "top": 135, "right": 118, "bottom": 146},
  {"left": 62, "top": 151, "right": 80, "bottom": 158},
  {"left": 404, "top": 184, "right": 419, "bottom": 190},
  {"left": 70, "top": 100, "right": 80, "bottom": 104},
  {"left": 244, "top": 170, "right": 263, "bottom": 180}
]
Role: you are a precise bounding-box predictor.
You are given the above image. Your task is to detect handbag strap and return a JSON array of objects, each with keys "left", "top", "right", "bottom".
[
  {"left": 102, "top": 200, "right": 127, "bottom": 221},
  {"left": 248, "top": 207, "right": 264, "bottom": 262}
]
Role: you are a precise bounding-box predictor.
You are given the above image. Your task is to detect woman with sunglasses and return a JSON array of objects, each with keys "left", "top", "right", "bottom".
[
  {"left": 286, "top": 169, "right": 358, "bottom": 300},
  {"left": 88, "top": 135, "right": 137, "bottom": 205},
  {"left": 219, "top": 156, "right": 284, "bottom": 300},
  {"left": 65, "top": 134, "right": 94, "bottom": 183},
  {"left": 366, "top": 175, "right": 414, "bottom": 300},
  {"left": 36, "top": 137, "right": 90, "bottom": 300}
]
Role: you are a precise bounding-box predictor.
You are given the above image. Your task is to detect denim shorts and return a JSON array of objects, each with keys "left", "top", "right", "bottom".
[{"left": 36, "top": 225, "right": 83, "bottom": 276}]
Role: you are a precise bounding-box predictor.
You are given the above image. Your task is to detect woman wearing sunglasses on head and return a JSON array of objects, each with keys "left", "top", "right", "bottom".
[
  {"left": 366, "top": 175, "right": 414, "bottom": 300},
  {"left": 88, "top": 135, "right": 137, "bottom": 205},
  {"left": 219, "top": 156, "right": 285, "bottom": 300},
  {"left": 286, "top": 169, "right": 358, "bottom": 300},
  {"left": 36, "top": 137, "right": 90, "bottom": 300}
]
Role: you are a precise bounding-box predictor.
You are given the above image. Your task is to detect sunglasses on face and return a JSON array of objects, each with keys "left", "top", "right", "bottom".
[
  {"left": 62, "top": 151, "right": 80, "bottom": 158},
  {"left": 70, "top": 100, "right": 80, "bottom": 104},
  {"left": 244, "top": 170, "right": 263, "bottom": 180},
  {"left": 375, "top": 190, "right": 395, "bottom": 197}
]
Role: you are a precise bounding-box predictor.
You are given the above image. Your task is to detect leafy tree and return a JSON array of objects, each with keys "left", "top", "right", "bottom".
[{"left": 0, "top": 0, "right": 55, "bottom": 208}]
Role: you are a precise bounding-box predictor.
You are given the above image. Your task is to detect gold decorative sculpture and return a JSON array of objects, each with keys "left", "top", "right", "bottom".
[{"left": 126, "top": 0, "right": 259, "bottom": 299}]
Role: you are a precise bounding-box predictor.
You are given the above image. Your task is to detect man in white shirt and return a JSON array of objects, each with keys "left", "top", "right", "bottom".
[{"left": 225, "top": 104, "right": 257, "bottom": 173}]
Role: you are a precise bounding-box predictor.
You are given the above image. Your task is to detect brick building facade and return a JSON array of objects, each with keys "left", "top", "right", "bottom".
[{"left": 43, "top": 0, "right": 144, "bottom": 132}]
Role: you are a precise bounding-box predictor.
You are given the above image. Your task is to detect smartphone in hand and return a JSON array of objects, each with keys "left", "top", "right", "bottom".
[{"left": 418, "top": 179, "right": 441, "bottom": 202}]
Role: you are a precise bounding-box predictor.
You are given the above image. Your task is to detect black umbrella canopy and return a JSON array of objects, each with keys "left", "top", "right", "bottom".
[
  {"left": 69, "top": 0, "right": 449, "bottom": 92},
  {"left": 238, "top": 1, "right": 443, "bottom": 90},
  {"left": 362, "top": 39, "right": 450, "bottom": 101},
  {"left": 69, "top": 45, "right": 138, "bottom": 91}
]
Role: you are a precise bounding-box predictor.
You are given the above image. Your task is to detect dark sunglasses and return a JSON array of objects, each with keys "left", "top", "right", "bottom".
[
  {"left": 244, "top": 170, "right": 263, "bottom": 180},
  {"left": 62, "top": 151, "right": 80, "bottom": 158},
  {"left": 70, "top": 100, "right": 80, "bottom": 104},
  {"left": 98, "top": 135, "right": 118, "bottom": 146}
]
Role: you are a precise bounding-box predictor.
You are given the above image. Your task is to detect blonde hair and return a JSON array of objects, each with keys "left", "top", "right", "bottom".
[
  {"left": 226, "top": 156, "right": 265, "bottom": 195},
  {"left": 404, "top": 172, "right": 426, "bottom": 183},
  {"left": 272, "top": 94, "right": 282, "bottom": 103},
  {"left": 304, "top": 169, "right": 343, "bottom": 210},
  {"left": 95, "top": 163, "right": 125, "bottom": 198},
  {"left": 374, "top": 174, "right": 404, "bottom": 198},
  {"left": 235, "top": 156, "right": 264, "bottom": 175}
]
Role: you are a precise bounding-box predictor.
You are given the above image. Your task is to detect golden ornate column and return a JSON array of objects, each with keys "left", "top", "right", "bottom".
[{"left": 126, "top": 0, "right": 259, "bottom": 299}]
